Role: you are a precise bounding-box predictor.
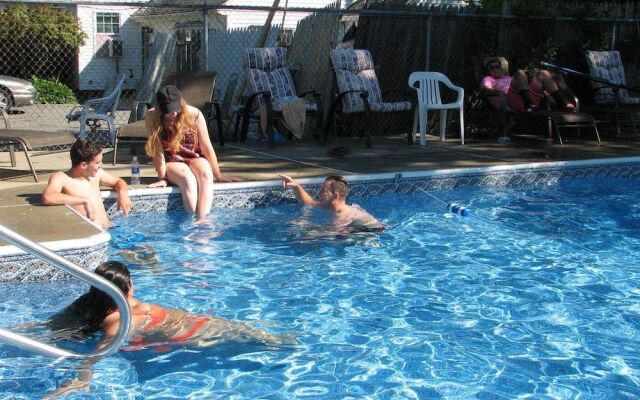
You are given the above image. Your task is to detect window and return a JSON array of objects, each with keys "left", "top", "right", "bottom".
[{"left": 96, "top": 12, "right": 120, "bottom": 34}]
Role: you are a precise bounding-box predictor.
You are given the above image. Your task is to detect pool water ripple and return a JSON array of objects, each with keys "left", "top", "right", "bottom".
[{"left": 1, "top": 177, "right": 640, "bottom": 398}]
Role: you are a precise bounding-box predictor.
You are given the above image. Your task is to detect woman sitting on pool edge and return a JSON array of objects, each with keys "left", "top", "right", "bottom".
[
  {"left": 46, "top": 261, "right": 296, "bottom": 397},
  {"left": 145, "top": 85, "right": 240, "bottom": 219}
]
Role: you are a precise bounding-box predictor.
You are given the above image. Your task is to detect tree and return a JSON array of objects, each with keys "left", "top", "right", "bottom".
[{"left": 0, "top": 4, "right": 86, "bottom": 86}]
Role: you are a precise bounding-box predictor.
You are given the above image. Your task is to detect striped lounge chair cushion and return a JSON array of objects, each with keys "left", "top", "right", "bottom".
[{"left": 330, "top": 49, "right": 411, "bottom": 114}]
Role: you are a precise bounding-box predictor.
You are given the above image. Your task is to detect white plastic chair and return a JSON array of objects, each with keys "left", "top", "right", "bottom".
[{"left": 408, "top": 71, "right": 464, "bottom": 145}]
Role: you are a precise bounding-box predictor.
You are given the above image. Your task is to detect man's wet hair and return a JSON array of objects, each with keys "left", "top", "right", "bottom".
[
  {"left": 325, "top": 175, "right": 349, "bottom": 198},
  {"left": 70, "top": 139, "right": 103, "bottom": 167}
]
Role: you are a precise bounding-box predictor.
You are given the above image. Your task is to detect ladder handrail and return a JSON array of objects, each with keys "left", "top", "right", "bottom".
[{"left": 0, "top": 225, "right": 131, "bottom": 359}]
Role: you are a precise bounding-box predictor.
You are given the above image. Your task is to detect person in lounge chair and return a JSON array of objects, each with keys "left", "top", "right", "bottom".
[
  {"left": 482, "top": 56, "right": 575, "bottom": 112},
  {"left": 279, "top": 174, "right": 384, "bottom": 233},
  {"left": 45, "top": 261, "right": 296, "bottom": 398},
  {"left": 144, "top": 85, "right": 240, "bottom": 220},
  {"left": 42, "top": 139, "right": 131, "bottom": 229}
]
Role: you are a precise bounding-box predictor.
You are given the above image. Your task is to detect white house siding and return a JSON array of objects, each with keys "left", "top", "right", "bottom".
[
  {"left": 77, "top": 5, "right": 142, "bottom": 91},
  {"left": 219, "top": 0, "right": 340, "bottom": 30}
]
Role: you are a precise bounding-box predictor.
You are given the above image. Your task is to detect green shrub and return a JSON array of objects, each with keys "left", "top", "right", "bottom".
[{"left": 30, "top": 77, "right": 78, "bottom": 104}]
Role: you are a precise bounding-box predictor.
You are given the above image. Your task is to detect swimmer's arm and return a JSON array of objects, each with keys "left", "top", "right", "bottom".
[
  {"left": 278, "top": 174, "right": 319, "bottom": 207},
  {"left": 41, "top": 172, "right": 96, "bottom": 220},
  {"left": 99, "top": 170, "right": 131, "bottom": 216},
  {"left": 43, "top": 327, "right": 114, "bottom": 399}
]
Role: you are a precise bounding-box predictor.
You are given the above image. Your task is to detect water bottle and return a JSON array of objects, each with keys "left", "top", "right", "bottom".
[
  {"left": 130, "top": 156, "right": 140, "bottom": 185},
  {"left": 447, "top": 203, "right": 470, "bottom": 217}
]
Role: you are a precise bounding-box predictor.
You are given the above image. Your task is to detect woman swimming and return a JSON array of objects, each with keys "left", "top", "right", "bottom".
[
  {"left": 64, "top": 261, "right": 294, "bottom": 347},
  {"left": 45, "top": 261, "right": 295, "bottom": 397}
]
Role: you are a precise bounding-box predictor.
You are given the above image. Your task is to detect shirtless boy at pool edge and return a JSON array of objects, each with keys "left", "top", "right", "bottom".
[
  {"left": 279, "top": 174, "right": 384, "bottom": 232},
  {"left": 42, "top": 139, "right": 132, "bottom": 229}
]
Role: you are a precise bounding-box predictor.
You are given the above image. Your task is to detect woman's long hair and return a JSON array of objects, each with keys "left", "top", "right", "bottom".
[
  {"left": 66, "top": 261, "right": 133, "bottom": 333},
  {"left": 144, "top": 99, "right": 197, "bottom": 158}
]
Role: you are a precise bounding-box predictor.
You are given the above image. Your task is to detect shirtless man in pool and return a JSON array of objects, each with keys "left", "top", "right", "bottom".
[
  {"left": 279, "top": 174, "right": 384, "bottom": 233},
  {"left": 42, "top": 139, "right": 131, "bottom": 229}
]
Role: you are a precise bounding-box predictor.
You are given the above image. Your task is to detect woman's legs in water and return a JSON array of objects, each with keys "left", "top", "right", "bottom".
[
  {"left": 166, "top": 162, "right": 198, "bottom": 213},
  {"left": 188, "top": 158, "right": 214, "bottom": 218}
]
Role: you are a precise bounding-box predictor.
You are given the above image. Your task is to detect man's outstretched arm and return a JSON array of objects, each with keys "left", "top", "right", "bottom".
[
  {"left": 279, "top": 174, "right": 319, "bottom": 207},
  {"left": 99, "top": 170, "right": 132, "bottom": 216}
]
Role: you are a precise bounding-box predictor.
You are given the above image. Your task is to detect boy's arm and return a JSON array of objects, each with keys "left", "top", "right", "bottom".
[
  {"left": 99, "top": 170, "right": 132, "bottom": 216},
  {"left": 279, "top": 174, "right": 319, "bottom": 207},
  {"left": 41, "top": 172, "right": 96, "bottom": 220}
]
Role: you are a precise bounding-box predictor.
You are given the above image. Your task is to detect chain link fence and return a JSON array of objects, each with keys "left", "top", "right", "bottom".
[{"left": 0, "top": 1, "right": 638, "bottom": 148}]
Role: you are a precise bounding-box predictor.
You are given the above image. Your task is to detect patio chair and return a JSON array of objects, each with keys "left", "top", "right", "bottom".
[
  {"left": 1, "top": 108, "right": 76, "bottom": 182},
  {"left": 112, "top": 71, "right": 224, "bottom": 165},
  {"left": 584, "top": 50, "right": 640, "bottom": 137},
  {"left": 66, "top": 74, "right": 126, "bottom": 145},
  {"left": 474, "top": 56, "right": 600, "bottom": 145},
  {"left": 238, "top": 47, "right": 322, "bottom": 148},
  {"left": 408, "top": 71, "right": 464, "bottom": 145},
  {"left": 326, "top": 49, "right": 414, "bottom": 148}
]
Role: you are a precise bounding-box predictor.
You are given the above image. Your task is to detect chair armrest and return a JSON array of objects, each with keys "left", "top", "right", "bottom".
[
  {"left": 84, "top": 96, "right": 109, "bottom": 108},
  {"left": 339, "top": 89, "right": 367, "bottom": 96},
  {"left": 203, "top": 100, "right": 222, "bottom": 119},
  {"left": 65, "top": 105, "right": 87, "bottom": 122},
  {"left": 129, "top": 101, "right": 150, "bottom": 123},
  {"left": 243, "top": 91, "right": 271, "bottom": 111},
  {"left": 0, "top": 107, "right": 10, "bottom": 129},
  {"left": 439, "top": 80, "right": 464, "bottom": 102}
]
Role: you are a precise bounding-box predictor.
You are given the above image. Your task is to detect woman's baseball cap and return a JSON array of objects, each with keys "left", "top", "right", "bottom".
[{"left": 156, "top": 85, "right": 182, "bottom": 113}]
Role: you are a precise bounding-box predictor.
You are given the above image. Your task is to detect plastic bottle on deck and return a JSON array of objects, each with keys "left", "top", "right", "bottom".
[{"left": 131, "top": 156, "right": 140, "bottom": 185}]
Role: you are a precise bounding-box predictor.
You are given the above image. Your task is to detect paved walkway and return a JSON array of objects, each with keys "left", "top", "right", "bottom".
[{"left": 0, "top": 131, "right": 638, "bottom": 245}]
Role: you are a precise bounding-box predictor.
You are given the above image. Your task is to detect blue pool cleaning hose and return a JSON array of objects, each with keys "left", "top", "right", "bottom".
[
  {"left": 447, "top": 203, "right": 470, "bottom": 217},
  {"left": 394, "top": 174, "right": 470, "bottom": 217}
]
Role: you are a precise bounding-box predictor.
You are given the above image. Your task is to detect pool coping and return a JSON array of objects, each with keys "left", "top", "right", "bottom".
[{"left": 2, "top": 156, "right": 640, "bottom": 282}]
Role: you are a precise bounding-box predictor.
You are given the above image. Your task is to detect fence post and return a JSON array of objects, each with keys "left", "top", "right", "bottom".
[
  {"left": 497, "top": 1, "right": 511, "bottom": 55},
  {"left": 203, "top": 5, "right": 209, "bottom": 71},
  {"left": 425, "top": 13, "right": 432, "bottom": 70},
  {"left": 610, "top": 21, "right": 617, "bottom": 50}
]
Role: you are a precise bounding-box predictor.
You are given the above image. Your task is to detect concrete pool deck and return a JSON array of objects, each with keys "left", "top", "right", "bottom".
[{"left": 1, "top": 132, "right": 639, "bottom": 247}]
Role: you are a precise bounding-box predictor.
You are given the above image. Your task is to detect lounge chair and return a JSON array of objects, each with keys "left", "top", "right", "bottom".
[
  {"left": 584, "top": 50, "right": 640, "bottom": 137},
  {"left": 475, "top": 56, "right": 600, "bottom": 144},
  {"left": 326, "top": 49, "right": 413, "bottom": 148},
  {"left": 112, "top": 71, "right": 224, "bottom": 165},
  {"left": 66, "top": 74, "right": 126, "bottom": 145},
  {"left": 238, "top": 47, "right": 322, "bottom": 148},
  {"left": 0, "top": 108, "right": 76, "bottom": 182}
]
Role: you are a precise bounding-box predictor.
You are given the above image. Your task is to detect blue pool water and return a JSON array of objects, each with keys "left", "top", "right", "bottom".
[{"left": 1, "top": 176, "right": 640, "bottom": 399}]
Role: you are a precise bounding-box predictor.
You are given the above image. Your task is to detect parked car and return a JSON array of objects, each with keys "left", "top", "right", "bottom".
[{"left": 0, "top": 75, "right": 38, "bottom": 111}]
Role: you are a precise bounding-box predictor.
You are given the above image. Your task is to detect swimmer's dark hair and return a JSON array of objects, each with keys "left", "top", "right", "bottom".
[
  {"left": 325, "top": 175, "right": 349, "bottom": 198},
  {"left": 70, "top": 139, "right": 103, "bottom": 167},
  {"left": 66, "top": 261, "right": 132, "bottom": 333}
]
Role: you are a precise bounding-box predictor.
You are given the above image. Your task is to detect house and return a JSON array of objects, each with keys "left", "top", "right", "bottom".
[{"left": 1, "top": 0, "right": 465, "bottom": 97}]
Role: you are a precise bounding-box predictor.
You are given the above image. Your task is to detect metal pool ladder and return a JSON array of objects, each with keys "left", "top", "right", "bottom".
[{"left": 0, "top": 225, "right": 131, "bottom": 358}]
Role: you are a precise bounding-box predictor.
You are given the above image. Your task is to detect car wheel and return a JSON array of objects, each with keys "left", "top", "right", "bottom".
[{"left": 0, "top": 87, "right": 12, "bottom": 111}]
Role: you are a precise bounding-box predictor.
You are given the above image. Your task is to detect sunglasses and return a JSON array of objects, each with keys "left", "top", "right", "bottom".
[{"left": 487, "top": 64, "right": 501, "bottom": 71}]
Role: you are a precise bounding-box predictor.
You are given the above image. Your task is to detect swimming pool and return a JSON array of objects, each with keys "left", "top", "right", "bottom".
[{"left": 1, "top": 172, "right": 640, "bottom": 398}]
